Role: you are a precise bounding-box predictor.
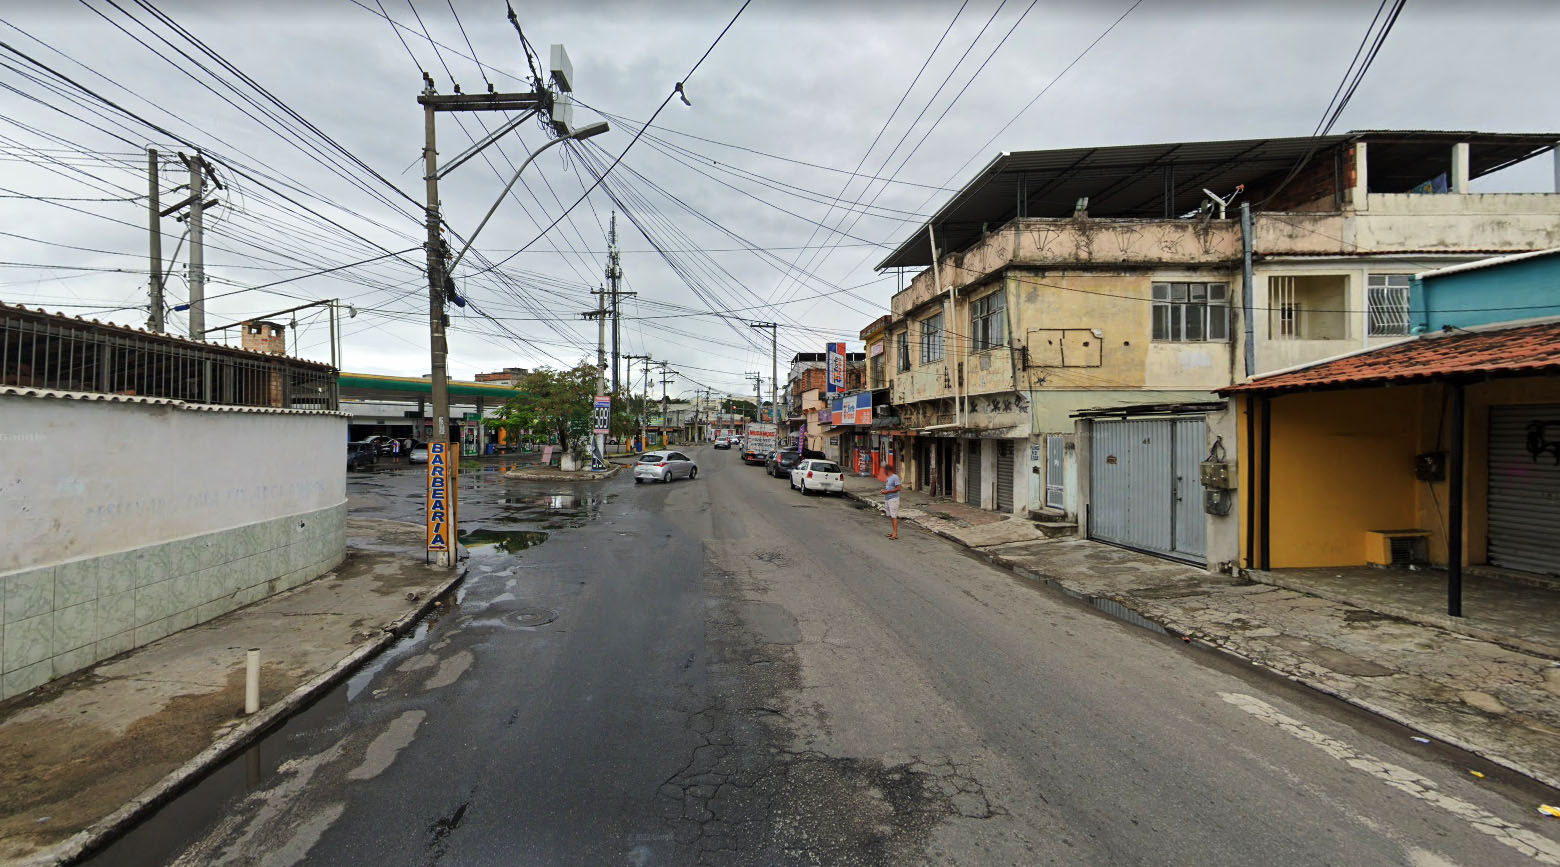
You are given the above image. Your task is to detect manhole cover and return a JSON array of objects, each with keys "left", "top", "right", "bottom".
[{"left": 509, "top": 607, "right": 558, "bottom": 627}]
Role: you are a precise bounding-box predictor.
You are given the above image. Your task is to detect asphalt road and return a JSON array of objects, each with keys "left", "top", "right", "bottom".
[{"left": 151, "top": 448, "right": 1560, "bottom": 866}]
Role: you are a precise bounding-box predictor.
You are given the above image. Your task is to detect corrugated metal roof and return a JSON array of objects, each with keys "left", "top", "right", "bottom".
[
  {"left": 0, "top": 386, "right": 347, "bottom": 415},
  {"left": 879, "top": 130, "right": 1560, "bottom": 270},
  {"left": 1220, "top": 320, "right": 1560, "bottom": 394},
  {"left": 1416, "top": 247, "right": 1560, "bottom": 280}
]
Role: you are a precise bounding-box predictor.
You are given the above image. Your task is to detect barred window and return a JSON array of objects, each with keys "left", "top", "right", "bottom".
[
  {"left": 1152, "top": 282, "right": 1229, "bottom": 342},
  {"left": 1367, "top": 274, "right": 1411, "bottom": 336},
  {"left": 970, "top": 289, "right": 1006, "bottom": 351},
  {"left": 896, "top": 330, "right": 911, "bottom": 371},
  {"left": 920, "top": 313, "right": 944, "bottom": 364}
]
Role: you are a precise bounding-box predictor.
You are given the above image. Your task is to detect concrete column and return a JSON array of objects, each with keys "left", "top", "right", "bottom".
[
  {"left": 1553, "top": 142, "right": 1559, "bottom": 193},
  {"left": 1350, "top": 141, "right": 1368, "bottom": 209},
  {"left": 476, "top": 398, "right": 485, "bottom": 454},
  {"left": 1450, "top": 142, "right": 1470, "bottom": 194}
]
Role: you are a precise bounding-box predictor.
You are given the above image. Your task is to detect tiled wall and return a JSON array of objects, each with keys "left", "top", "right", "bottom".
[{"left": 0, "top": 503, "right": 346, "bottom": 701}]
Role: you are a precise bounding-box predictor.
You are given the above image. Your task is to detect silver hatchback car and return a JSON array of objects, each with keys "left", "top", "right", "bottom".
[{"left": 634, "top": 450, "right": 698, "bottom": 484}]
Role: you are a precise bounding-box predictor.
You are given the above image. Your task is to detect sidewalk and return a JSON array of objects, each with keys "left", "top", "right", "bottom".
[
  {"left": 851, "top": 486, "right": 1560, "bottom": 790},
  {"left": 0, "top": 518, "right": 463, "bottom": 866}
]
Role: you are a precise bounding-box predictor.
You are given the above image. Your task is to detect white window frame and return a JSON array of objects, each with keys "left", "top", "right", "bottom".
[
  {"left": 1152, "top": 282, "right": 1230, "bottom": 342},
  {"left": 970, "top": 289, "right": 1007, "bottom": 352},
  {"left": 920, "top": 313, "right": 944, "bottom": 364},
  {"left": 1367, "top": 274, "right": 1412, "bottom": 336}
]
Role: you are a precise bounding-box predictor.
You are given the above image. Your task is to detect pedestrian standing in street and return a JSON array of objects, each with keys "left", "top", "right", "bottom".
[
  {"left": 391, "top": 437, "right": 401, "bottom": 463},
  {"left": 883, "top": 461, "right": 901, "bottom": 540}
]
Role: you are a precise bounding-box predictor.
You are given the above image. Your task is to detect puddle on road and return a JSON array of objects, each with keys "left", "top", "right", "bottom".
[{"left": 458, "top": 528, "right": 550, "bottom": 554}]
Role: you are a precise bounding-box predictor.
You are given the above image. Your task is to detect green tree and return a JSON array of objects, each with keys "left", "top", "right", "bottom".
[{"left": 495, "top": 362, "right": 599, "bottom": 459}]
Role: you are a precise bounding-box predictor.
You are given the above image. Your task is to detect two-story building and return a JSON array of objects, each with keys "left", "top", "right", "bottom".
[{"left": 873, "top": 130, "right": 1560, "bottom": 569}]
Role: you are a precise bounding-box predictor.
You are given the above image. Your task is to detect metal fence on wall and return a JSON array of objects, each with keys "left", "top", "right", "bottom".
[{"left": 1, "top": 304, "right": 338, "bottom": 410}]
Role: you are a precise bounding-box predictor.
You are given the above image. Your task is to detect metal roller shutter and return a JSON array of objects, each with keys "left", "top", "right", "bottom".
[
  {"left": 1488, "top": 405, "right": 1560, "bottom": 576},
  {"left": 995, "top": 440, "right": 1015, "bottom": 512},
  {"left": 966, "top": 440, "right": 982, "bottom": 506}
]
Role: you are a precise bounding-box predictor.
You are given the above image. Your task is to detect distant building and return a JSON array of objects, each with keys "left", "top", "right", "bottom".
[{"left": 474, "top": 367, "right": 528, "bottom": 385}]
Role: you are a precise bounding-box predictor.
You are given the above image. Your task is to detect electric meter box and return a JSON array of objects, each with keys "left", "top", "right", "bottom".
[{"left": 1199, "top": 461, "right": 1234, "bottom": 490}]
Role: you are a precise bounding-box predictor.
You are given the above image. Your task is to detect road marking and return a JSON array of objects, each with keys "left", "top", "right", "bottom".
[{"left": 1219, "top": 692, "right": 1560, "bottom": 864}]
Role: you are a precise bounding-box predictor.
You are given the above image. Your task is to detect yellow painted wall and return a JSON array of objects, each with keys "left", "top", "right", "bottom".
[{"left": 1267, "top": 386, "right": 1425, "bottom": 568}]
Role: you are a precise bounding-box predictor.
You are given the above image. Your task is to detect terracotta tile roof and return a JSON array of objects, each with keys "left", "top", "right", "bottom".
[{"left": 1221, "top": 320, "right": 1560, "bottom": 394}]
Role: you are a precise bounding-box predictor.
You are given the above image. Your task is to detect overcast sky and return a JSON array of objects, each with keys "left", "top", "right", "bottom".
[{"left": 3, "top": 0, "right": 1557, "bottom": 398}]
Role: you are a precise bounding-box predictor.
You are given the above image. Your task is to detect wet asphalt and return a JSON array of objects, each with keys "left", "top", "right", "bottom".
[{"left": 101, "top": 448, "right": 1560, "bottom": 866}]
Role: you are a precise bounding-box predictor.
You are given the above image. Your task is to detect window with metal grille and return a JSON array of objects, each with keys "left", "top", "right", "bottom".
[
  {"left": 970, "top": 289, "right": 1006, "bottom": 351},
  {"left": 896, "top": 330, "right": 910, "bottom": 371},
  {"left": 1152, "top": 282, "right": 1229, "bottom": 342},
  {"left": 1368, "top": 274, "right": 1411, "bottom": 336},
  {"left": 921, "top": 313, "right": 944, "bottom": 364}
]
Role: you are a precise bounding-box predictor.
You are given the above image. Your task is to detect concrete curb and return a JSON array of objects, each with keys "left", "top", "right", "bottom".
[
  {"left": 844, "top": 490, "right": 1560, "bottom": 792},
  {"left": 23, "top": 562, "right": 470, "bottom": 867},
  {"left": 502, "top": 464, "right": 626, "bottom": 482}
]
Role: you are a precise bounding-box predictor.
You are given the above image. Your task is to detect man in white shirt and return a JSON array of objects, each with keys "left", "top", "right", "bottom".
[{"left": 883, "top": 462, "right": 901, "bottom": 540}]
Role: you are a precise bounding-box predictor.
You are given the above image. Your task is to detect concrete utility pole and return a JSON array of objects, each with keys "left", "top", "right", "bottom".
[
  {"left": 746, "top": 372, "right": 763, "bottom": 422},
  {"left": 749, "top": 321, "right": 777, "bottom": 423},
  {"left": 625, "top": 353, "right": 649, "bottom": 450},
  {"left": 605, "top": 212, "right": 625, "bottom": 394},
  {"left": 146, "top": 148, "right": 163, "bottom": 333},
  {"left": 580, "top": 291, "right": 610, "bottom": 462},
  {"left": 655, "top": 361, "right": 671, "bottom": 443},
  {"left": 186, "top": 151, "right": 205, "bottom": 339}
]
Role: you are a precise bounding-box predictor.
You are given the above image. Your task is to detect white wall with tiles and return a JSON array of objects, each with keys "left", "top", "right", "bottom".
[{"left": 0, "top": 395, "right": 348, "bottom": 700}]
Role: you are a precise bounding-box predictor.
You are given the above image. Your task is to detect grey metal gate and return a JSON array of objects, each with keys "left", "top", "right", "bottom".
[
  {"left": 1488, "top": 404, "right": 1560, "bottom": 575},
  {"left": 1045, "top": 435, "right": 1065, "bottom": 510},
  {"left": 1088, "top": 417, "right": 1206, "bottom": 563},
  {"left": 995, "top": 440, "right": 1015, "bottom": 513},
  {"left": 966, "top": 439, "right": 982, "bottom": 506}
]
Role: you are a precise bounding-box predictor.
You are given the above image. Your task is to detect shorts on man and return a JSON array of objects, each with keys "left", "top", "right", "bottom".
[{"left": 885, "top": 497, "right": 900, "bottom": 519}]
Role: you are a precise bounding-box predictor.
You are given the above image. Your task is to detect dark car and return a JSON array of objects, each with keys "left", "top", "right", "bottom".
[
  {"left": 769, "top": 450, "right": 805, "bottom": 478},
  {"left": 347, "top": 441, "right": 379, "bottom": 470}
]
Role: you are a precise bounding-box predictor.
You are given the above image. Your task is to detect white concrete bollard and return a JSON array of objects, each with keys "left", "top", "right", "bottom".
[{"left": 245, "top": 648, "right": 260, "bottom": 714}]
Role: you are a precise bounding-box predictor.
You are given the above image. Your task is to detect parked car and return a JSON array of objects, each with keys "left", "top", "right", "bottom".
[
  {"left": 712, "top": 436, "right": 731, "bottom": 450},
  {"left": 408, "top": 444, "right": 429, "bottom": 464},
  {"left": 634, "top": 450, "right": 698, "bottom": 484},
  {"left": 790, "top": 459, "right": 845, "bottom": 495},
  {"left": 768, "top": 450, "right": 804, "bottom": 478},
  {"left": 364, "top": 434, "right": 399, "bottom": 455},
  {"left": 347, "top": 441, "right": 379, "bottom": 470}
]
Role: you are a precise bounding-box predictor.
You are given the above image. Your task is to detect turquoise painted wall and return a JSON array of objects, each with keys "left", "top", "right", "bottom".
[{"left": 1411, "top": 252, "right": 1560, "bottom": 332}]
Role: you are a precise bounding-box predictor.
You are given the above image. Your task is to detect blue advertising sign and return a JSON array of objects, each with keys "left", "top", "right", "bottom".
[{"left": 826, "top": 341, "right": 845, "bottom": 394}]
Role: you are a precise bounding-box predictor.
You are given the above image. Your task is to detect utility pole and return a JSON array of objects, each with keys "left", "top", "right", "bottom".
[
  {"left": 146, "top": 148, "right": 163, "bottom": 332},
  {"left": 746, "top": 372, "right": 762, "bottom": 422},
  {"left": 655, "top": 361, "right": 671, "bottom": 443},
  {"left": 580, "top": 291, "right": 610, "bottom": 463},
  {"left": 416, "top": 52, "right": 570, "bottom": 565},
  {"left": 749, "top": 321, "right": 777, "bottom": 424},
  {"left": 186, "top": 151, "right": 205, "bottom": 338},
  {"left": 625, "top": 353, "right": 649, "bottom": 451},
  {"left": 604, "top": 212, "right": 626, "bottom": 394}
]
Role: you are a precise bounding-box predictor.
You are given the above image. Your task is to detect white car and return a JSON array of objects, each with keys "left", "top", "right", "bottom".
[
  {"left": 634, "top": 450, "right": 698, "bottom": 484},
  {"left": 408, "top": 445, "right": 429, "bottom": 464},
  {"left": 790, "top": 459, "right": 844, "bottom": 495}
]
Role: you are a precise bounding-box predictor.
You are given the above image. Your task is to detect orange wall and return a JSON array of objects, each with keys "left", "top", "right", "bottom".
[{"left": 1268, "top": 386, "right": 1424, "bottom": 567}]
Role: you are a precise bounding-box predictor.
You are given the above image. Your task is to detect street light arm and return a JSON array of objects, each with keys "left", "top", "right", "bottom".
[{"left": 447, "top": 121, "right": 609, "bottom": 274}]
